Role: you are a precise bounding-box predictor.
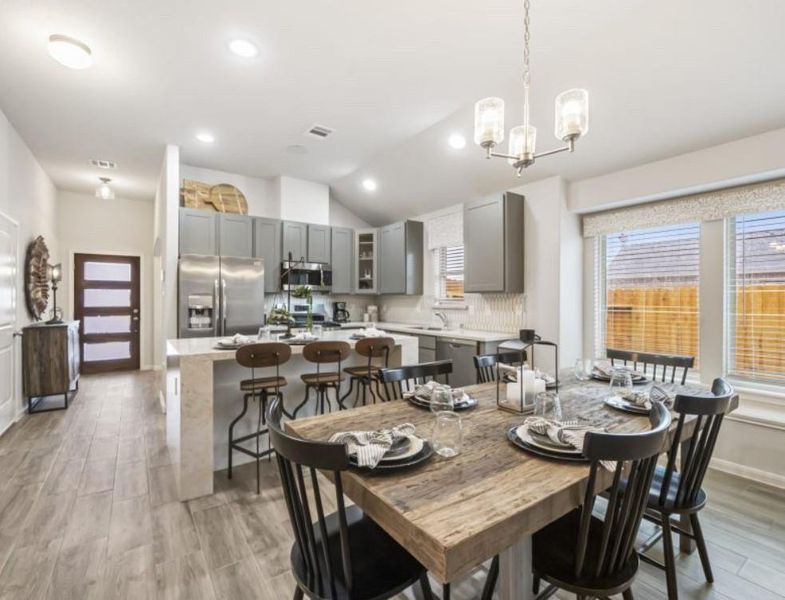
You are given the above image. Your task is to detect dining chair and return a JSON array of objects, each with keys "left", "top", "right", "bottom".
[
  {"left": 376, "top": 360, "right": 453, "bottom": 401},
  {"left": 229, "top": 342, "right": 291, "bottom": 494},
  {"left": 339, "top": 337, "right": 395, "bottom": 409},
  {"left": 637, "top": 378, "right": 735, "bottom": 600},
  {"left": 473, "top": 350, "right": 526, "bottom": 384},
  {"left": 266, "top": 397, "right": 435, "bottom": 600},
  {"left": 292, "top": 341, "right": 351, "bottom": 419},
  {"left": 606, "top": 348, "right": 695, "bottom": 385}
]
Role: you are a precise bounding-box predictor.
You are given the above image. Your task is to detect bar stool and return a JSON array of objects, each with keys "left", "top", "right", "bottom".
[
  {"left": 228, "top": 342, "right": 291, "bottom": 494},
  {"left": 339, "top": 337, "right": 395, "bottom": 409},
  {"left": 292, "top": 341, "right": 351, "bottom": 418}
]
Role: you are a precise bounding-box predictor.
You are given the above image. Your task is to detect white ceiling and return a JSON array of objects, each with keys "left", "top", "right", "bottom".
[{"left": 1, "top": 0, "right": 784, "bottom": 224}]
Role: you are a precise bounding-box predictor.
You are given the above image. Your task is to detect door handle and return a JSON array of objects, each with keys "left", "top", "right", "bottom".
[
  {"left": 213, "top": 279, "right": 220, "bottom": 336},
  {"left": 222, "top": 278, "right": 227, "bottom": 335}
]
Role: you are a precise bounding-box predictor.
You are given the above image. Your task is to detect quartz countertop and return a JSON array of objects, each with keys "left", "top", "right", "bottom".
[{"left": 339, "top": 321, "right": 517, "bottom": 343}]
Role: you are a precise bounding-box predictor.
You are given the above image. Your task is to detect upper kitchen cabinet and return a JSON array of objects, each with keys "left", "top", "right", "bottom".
[
  {"left": 463, "top": 192, "right": 524, "bottom": 293},
  {"left": 179, "top": 208, "right": 217, "bottom": 256},
  {"left": 331, "top": 227, "right": 354, "bottom": 294},
  {"left": 307, "top": 224, "right": 331, "bottom": 263},
  {"left": 355, "top": 229, "right": 378, "bottom": 294},
  {"left": 217, "top": 213, "right": 253, "bottom": 258},
  {"left": 282, "top": 221, "right": 308, "bottom": 262},
  {"left": 379, "top": 220, "right": 423, "bottom": 295},
  {"left": 253, "top": 217, "right": 282, "bottom": 292}
]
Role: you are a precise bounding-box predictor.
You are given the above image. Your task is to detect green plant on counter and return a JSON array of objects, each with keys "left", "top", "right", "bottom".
[
  {"left": 267, "top": 306, "right": 294, "bottom": 325},
  {"left": 291, "top": 285, "right": 314, "bottom": 331}
]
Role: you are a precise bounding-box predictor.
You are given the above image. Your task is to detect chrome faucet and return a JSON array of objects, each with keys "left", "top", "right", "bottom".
[{"left": 434, "top": 311, "right": 448, "bottom": 328}]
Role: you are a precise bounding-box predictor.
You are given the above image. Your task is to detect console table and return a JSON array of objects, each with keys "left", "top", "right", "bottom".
[{"left": 21, "top": 321, "right": 80, "bottom": 413}]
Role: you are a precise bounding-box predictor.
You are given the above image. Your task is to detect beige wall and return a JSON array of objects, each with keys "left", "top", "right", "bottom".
[{"left": 56, "top": 190, "right": 155, "bottom": 369}]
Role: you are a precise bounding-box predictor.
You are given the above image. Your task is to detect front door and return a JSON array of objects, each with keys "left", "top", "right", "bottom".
[
  {"left": 74, "top": 253, "right": 140, "bottom": 373},
  {"left": 0, "top": 212, "right": 18, "bottom": 433}
]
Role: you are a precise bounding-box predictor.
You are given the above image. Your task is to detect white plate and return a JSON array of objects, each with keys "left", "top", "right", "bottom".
[
  {"left": 604, "top": 397, "right": 649, "bottom": 414},
  {"left": 514, "top": 425, "right": 583, "bottom": 455},
  {"left": 380, "top": 435, "right": 424, "bottom": 463}
]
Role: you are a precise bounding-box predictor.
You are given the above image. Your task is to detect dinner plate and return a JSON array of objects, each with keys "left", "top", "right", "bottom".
[
  {"left": 591, "top": 372, "right": 648, "bottom": 385},
  {"left": 506, "top": 426, "right": 589, "bottom": 463},
  {"left": 405, "top": 395, "right": 478, "bottom": 411},
  {"left": 349, "top": 441, "right": 434, "bottom": 472},
  {"left": 379, "top": 436, "right": 424, "bottom": 463},
  {"left": 513, "top": 424, "right": 583, "bottom": 456},
  {"left": 604, "top": 396, "right": 650, "bottom": 415},
  {"left": 215, "top": 342, "right": 243, "bottom": 350}
]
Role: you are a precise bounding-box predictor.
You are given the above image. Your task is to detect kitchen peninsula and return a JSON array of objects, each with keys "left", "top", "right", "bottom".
[{"left": 166, "top": 329, "right": 418, "bottom": 500}]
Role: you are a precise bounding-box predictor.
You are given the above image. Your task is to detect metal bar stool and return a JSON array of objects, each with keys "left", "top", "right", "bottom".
[
  {"left": 228, "top": 342, "right": 292, "bottom": 494},
  {"left": 292, "top": 341, "right": 351, "bottom": 418},
  {"left": 339, "top": 337, "right": 395, "bottom": 409}
]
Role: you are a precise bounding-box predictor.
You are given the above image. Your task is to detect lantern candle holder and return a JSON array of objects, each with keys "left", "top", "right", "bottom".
[{"left": 496, "top": 329, "right": 559, "bottom": 414}]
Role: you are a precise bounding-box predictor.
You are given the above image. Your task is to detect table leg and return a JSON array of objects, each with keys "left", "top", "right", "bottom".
[
  {"left": 499, "top": 535, "right": 534, "bottom": 600},
  {"left": 679, "top": 437, "right": 696, "bottom": 554}
]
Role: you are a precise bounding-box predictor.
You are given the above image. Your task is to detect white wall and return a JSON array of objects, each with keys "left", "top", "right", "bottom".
[
  {"left": 0, "top": 108, "right": 58, "bottom": 423},
  {"left": 56, "top": 190, "right": 155, "bottom": 369},
  {"left": 279, "top": 176, "right": 329, "bottom": 225},
  {"left": 329, "top": 196, "right": 370, "bottom": 229}
]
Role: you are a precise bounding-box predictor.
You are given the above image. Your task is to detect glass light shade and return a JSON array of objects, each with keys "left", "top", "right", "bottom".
[
  {"left": 48, "top": 35, "right": 93, "bottom": 70},
  {"left": 508, "top": 125, "right": 536, "bottom": 164},
  {"left": 96, "top": 182, "right": 115, "bottom": 200},
  {"left": 474, "top": 97, "right": 505, "bottom": 146},
  {"left": 555, "top": 88, "right": 589, "bottom": 141},
  {"left": 49, "top": 263, "right": 62, "bottom": 284}
]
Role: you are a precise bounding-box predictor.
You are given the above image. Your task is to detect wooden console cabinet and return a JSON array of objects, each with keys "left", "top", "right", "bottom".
[{"left": 22, "top": 321, "right": 80, "bottom": 413}]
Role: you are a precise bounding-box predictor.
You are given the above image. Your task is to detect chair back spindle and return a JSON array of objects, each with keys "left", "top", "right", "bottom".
[
  {"left": 473, "top": 350, "right": 526, "bottom": 384},
  {"left": 606, "top": 348, "right": 694, "bottom": 385},
  {"left": 377, "top": 360, "right": 453, "bottom": 401}
]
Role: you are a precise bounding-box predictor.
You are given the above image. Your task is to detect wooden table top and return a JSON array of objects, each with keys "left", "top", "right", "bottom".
[{"left": 286, "top": 374, "right": 723, "bottom": 583}]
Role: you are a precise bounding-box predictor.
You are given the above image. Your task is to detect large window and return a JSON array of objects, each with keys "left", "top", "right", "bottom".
[
  {"left": 727, "top": 210, "right": 785, "bottom": 384},
  {"left": 435, "top": 245, "right": 464, "bottom": 301},
  {"left": 598, "top": 223, "right": 700, "bottom": 365}
]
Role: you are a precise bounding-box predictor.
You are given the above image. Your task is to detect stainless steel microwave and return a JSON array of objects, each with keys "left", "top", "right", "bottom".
[{"left": 281, "top": 261, "right": 332, "bottom": 292}]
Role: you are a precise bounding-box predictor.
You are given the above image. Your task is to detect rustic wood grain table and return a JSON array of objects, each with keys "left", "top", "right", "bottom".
[{"left": 286, "top": 373, "right": 737, "bottom": 600}]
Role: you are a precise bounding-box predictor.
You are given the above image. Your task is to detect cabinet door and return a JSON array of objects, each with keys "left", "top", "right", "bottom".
[
  {"left": 253, "top": 217, "right": 282, "bottom": 292},
  {"left": 379, "top": 221, "right": 405, "bottom": 294},
  {"left": 464, "top": 196, "right": 505, "bottom": 292},
  {"left": 307, "top": 224, "right": 331, "bottom": 263},
  {"left": 331, "top": 227, "right": 353, "bottom": 294},
  {"left": 282, "top": 222, "right": 307, "bottom": 262},
  {"left": 218, "top": 214, "right": 253, "bottom": 258},
  {"left": 179, "top": 209, "right": 217, "bottom": 256}
]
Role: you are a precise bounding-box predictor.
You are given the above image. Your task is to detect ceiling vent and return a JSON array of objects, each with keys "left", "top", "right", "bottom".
[
  {"left": 89, "top": 158, "right": 117, "bottom": 169},
  {"left": 304, "top": 124, "right": 334, "bottom": 140}
]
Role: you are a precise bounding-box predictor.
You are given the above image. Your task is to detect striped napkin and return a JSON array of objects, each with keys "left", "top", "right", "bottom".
[
  {"left": 524, "top": 417, "right": 615, "bottom": 471},
  {"left": 622, "top": 385, "right": 671, "bottom": 410},
  {"left": 402, "top": 380, "right": 440, "bottom": 401},
  {"left": 330, "top": 423, "right": 416, "bottom": 468}
]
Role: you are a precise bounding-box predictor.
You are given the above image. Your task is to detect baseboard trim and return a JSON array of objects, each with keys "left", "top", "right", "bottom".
[{"left": 710, "top": 458, "right": 785, "bottom": 490}]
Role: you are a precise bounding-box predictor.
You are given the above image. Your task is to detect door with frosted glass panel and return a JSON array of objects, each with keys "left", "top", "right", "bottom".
[{"left": 74, "top": 254, "right": 140, "bottom": 373}]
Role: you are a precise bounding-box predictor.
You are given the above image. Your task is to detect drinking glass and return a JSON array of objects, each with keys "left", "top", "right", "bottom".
[
  {"left": 432, "top": 412, "right": 463, "bottom": 458},
  {"left": 609, "top": 369, "right": 634, "bottom": 399},
  {"left": 430, "top": 385, "right": 454, "bottom": 414},
  {"left": 534, "top": 391, "right": 563, "bottom": 421},
  {"left": 257, "top": 327, "right": 271, "bottom": 341},
  {"left": 574, "top": 358, "right": 593, "bottom": 383},
  {"left": 312, "top": 324, "right": 323, "bottom": 338}
]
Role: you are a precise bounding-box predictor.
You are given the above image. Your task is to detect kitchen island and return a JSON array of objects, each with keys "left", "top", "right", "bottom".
[{"left": 165, "top": 330, "right": 418, "bottom": 500}]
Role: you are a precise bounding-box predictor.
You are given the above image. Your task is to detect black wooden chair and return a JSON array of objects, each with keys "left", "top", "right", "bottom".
[
  {"left": 339, "top": 337, "right": 395, "bottom": 409},
  {"left": 229, "top": 342, "right": 291, "bottom": 494},
  {"left": 266, "top": 397, "right": 434, "bottom": 600},
  {"left": 473, "top": 350, "right": 526, "bottom": 384},
  {"left": 607, "top": 348, "right": 695, "bottom": 385},
  {"left": 376, "top": 360, "right": 453, "bottom": 401},
  {"left": 637, "top": 378, "right": 735, "bottom": 600},
  {"left": 293, "top": 341, "right": 352, "bottom": 418}
]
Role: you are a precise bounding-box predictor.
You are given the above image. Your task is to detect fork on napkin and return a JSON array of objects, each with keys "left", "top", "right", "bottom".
[
  {"left": 329, "top": 423, "right": 415, "bottom": 468},
  {"left": 523, "top": 416, "right": 615, "bottom": 470},
  {"left": 622, "top": 385, "right": 671, "bottom": 409}
]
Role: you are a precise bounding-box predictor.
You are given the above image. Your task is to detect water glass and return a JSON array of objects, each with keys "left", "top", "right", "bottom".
[
  {"left": 430, "top": 385, "right": 454, "bottom": 414},
  {"left": 534, "top": 391, "right": 563, "bottom": 421},
  {"left": 432, "top": 412, "right": 463, "bottom": 458},
  {"left": 574, "top": 358, "right": 594, "bottom": 382},
  {"left": 257, "top": 327, "right": 271, "bottom": 341},
  {"left": 312, "top": 324, "right": 323, "bottom": 338},
  {"left": 609, "top": 369, "right": 634, "bottom": 399}
]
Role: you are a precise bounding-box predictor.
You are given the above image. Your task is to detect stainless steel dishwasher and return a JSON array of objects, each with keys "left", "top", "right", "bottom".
[{"left": 436, "top": 337, "right": 478, "bottom": 387}]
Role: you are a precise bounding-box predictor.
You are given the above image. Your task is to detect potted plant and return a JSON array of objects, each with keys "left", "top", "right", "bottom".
[{"left": 291, "top": 285, "right": 314, "bottom": 331}]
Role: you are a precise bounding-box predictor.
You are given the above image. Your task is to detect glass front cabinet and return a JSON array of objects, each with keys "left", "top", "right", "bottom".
[{"left": 355, "top": 228, "right": 378, "bottom": 294}]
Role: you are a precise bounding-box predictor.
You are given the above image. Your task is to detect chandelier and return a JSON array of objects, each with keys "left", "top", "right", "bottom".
[{"left": 474, "top": 0, "right": 589, "bottom": 175}]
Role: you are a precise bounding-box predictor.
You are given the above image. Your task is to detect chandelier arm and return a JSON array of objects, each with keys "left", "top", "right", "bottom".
[
  {"left": 532, "top": 144, "right": 574, "bottom": 160},
  {"left": 489, "top": 150, "right": 523, "bottom": 161}
]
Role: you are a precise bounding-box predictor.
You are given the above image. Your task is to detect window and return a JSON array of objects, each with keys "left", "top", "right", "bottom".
[
  {"left": 727, "top": 210, "right": 785, "bottom": 384},
  {"left": 435, "top": 245, "right": 464, "bottom": 301},
  {"left": 597, "top": 222, "right": 700, "bottom": 365}
]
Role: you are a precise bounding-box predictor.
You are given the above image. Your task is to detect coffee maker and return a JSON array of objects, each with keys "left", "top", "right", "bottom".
[{"left": 332, "top": 301, "right": 350, "bottom": 323}]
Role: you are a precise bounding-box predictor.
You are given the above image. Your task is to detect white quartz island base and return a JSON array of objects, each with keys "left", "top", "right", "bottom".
[{"left": 166, "top": 331, "right": 418, "bottom": 500}]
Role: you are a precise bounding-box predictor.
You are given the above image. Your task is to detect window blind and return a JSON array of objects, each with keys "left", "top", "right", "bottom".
[
  {"left": 600, "top": 223, "right": 700, "bottom": 365},
  {"left": 728, "top": 210, "right": 785, "bottom": 383},
  {"left": 437, "top": 245, "right": 465, "bottom": 300}
]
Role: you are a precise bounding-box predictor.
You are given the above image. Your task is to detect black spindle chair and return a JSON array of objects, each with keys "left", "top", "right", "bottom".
[
  {"left": 637, "top": 378, "right": 735, "bottom": 600},
  {"left": 267, "top": 398, "right": 434, "bottom": 600},
  {"left": 376, "top": 360, "right": 453, "bottom": 401},
  {"left": 473, "top": 350, "right": 526, "bottom": 384},
  {"left": 339, "top": 337, "right": 395, "bottom": 409},
  {"left": 607, "top": 348, "right": 695, "bottom": 385}
]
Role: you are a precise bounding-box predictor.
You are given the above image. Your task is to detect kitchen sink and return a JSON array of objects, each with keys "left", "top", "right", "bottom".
[{"left": 410, "top": 326, "right": 444, "bottom": 331}]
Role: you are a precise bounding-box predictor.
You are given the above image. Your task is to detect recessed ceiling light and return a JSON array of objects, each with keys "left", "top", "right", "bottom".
[
  {"left": 362, "top": 178, "right": 377, "bottom": 192},
  {"left": 48, "top": 34, "right": 93, "bottom": 69},
  {"left": 285, "top": 144, "right": 308, "bottom": 155},
  {"left": 195, "top": 132, "right": 215, "bottom": 144},
  {"left": 448, "top": 133, "right": 466, "bottom": 150},
  {"left": 229, "top": 39, "right": 259, "bottom": 58}
]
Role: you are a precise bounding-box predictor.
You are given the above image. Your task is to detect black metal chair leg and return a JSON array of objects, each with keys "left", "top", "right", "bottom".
[
  {"left": 227, "top": 395, "right": 251, "bottom": 479},
  {"left": 690, "top": 513, "right": 713, "bottom": 583},
  {"left": 661, "top": 516, "right": 679, "bottom": 600},
  {"left": 361, "top": 379, "right": 367, "bottom": 406},
  {"left": 442, "top": 583, "right": 450, "bottom": 600},
  {"left": 481, "top": 555, "right": 499, "bottom": 600},
  {"left": 419, "top": 572, "right": 434, "bottom": 600},
  {"left": 623, "top": 588, "right": 635, "bottom": 600},
  {"left": 256, "top": 394, "right": 262, "bottom": 494},
  {"left": 533, "top": 573, "right": 540, "bottom": 594},
  {"left": 339, "top": 376, "right": 355, "bottom": 409},
  {"left": 292, "top": 385, "right": 311, "bottom": 418},
  {"left": 293, "top": 587, "right": 304, "bottom": 600}
]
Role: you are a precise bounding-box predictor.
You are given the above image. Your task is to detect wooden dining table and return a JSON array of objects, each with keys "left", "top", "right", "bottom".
[{"left": 286, "top": 372, "right": 738, "bottom": 600}]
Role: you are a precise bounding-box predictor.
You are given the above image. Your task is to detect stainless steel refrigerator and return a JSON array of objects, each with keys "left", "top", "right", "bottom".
[{"left": 178, "top": 254, "right": 265, "bottom": 338}]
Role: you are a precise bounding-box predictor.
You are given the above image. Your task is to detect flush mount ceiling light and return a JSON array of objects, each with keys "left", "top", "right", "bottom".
[
  {"left": 228, "top": 39, "right": 259, "bottom": 58},
  {"left": 448, "top": 133, "right": 467, "bottom": 150},
  {"left": 195, "top": 132, "right": 215, "bottom": 144},
  {"left": 473, "top": 0, "right": 589, "bottom": 176},
  {"left": 362, "top": 178, "right": 377, "bottom": 192},
  {"left": 95, "top": 177, "right": 115, "bottom": 200},
  {"left": 48, "top": 34, "right": 93, "bottom": 69}
]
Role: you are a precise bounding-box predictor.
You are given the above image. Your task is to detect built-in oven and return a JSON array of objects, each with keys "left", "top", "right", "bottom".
[{"left": 281, "top": 261, "right": 332, "bottom": 292}]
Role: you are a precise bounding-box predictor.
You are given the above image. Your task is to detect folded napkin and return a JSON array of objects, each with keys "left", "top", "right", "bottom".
[
  {"left": 402, "top": 380, "right": 440, "bottom": 401},
  {"left": 498, "top": 363, "right": 519, "bottom": 381},
  {"left": 292, "top": 331, "right": 318, "bottom": 341},
  {"left": 220, "top": 334, "right": 253, "bottom": 346},
  {"left": 355, "top": 327, "right": 387, "bottom": 338},
  {"left": 622, "top": 385, "right": 671, "bottom": 409},
  {"left": 524, "top": 416, "right": 615, "bottom": 470},
  {"left": 329, "top": 423, "right": 416, "bottom": 468}
]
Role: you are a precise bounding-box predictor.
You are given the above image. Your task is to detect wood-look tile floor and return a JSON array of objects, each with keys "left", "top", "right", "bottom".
[{"left": 0, "top": 370, "right": 783, "bottom": 599}]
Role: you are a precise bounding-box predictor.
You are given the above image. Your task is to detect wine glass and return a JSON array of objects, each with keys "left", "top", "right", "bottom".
[
  {"left": 609, "top": 369, "right": 634, "bottom": 400},
  {"left": 574, "top": 358, "right": 594, "bottom": 383},
  {"left": 432, "top": 412, "right": 463, "bottom": 458}
]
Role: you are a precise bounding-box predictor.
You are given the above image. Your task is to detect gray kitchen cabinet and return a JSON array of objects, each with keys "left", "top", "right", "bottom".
[
  {"left": 417, "top": 334, "right": 437, "bottom": 363},
  {"left": 282, "top": 221, "right": 308, "bottom": 262},
  {"left": 463, "top": 192, "right": 524, "bottom": 293},
  {"left": 436, "top": 337, "right": 478, "bottom": 387},
  {"left": 253, "top": 217, "right": 282, "bottom": 292},
  {"left": 331, "top": 227, "right": 354, "bottom": 294},
  {"left": 307, "top": 224, "right": 331, "bottom": 263},
  {"left": 218, "top": 214, "right": 253, "bottom": 258},
  {"left": 379, "top": 220, "right": 423, "bottom": 295},
  {"left": 179, "top": 208, "right": 217, "bottom": 256}
]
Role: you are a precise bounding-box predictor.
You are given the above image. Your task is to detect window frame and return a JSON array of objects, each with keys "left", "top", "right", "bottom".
[{"left": 433, "top": 244, "right": 466, "bottom": 305}]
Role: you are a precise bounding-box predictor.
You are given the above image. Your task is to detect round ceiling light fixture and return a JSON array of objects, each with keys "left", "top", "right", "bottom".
[
  {"left": 95, "top": 177, "right": 115, "bottom": 200},
  {"left": 362, "top": 178, "right": 377, "bottom": 192},
  {"left": 229, "top": 39, "right": 259, "bottom": 58},
  {"left": 285, "top": 144, "right": 308, "bottom": 155},
  {"left": 448, "top": 133, "right": 467, "bottom": 150},
  {"left": 195, "top": 131, "right": 215, "bottom": 144},
  {"left": 48, "top": 34, "right": 93, "bottom": 69}
]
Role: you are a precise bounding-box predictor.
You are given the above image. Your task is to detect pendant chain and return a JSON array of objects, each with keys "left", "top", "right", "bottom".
[{"left": 522, "top": 0, "right": 532, "bottom": 132}]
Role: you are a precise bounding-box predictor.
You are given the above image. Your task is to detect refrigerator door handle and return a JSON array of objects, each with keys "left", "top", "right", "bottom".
[
  {"left": 221, "top": 278, "right": 228, "bottom": 336},
  {"left": 213, "top": 279, "right": 220, "bottom": 337}
]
